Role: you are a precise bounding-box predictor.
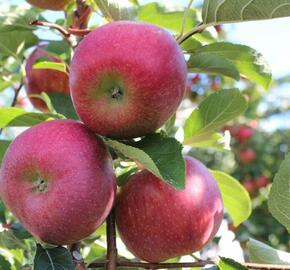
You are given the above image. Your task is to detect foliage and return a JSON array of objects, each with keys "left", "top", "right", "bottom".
[{"left": 0, "top": 0, "right": 289, "bottom": 269}]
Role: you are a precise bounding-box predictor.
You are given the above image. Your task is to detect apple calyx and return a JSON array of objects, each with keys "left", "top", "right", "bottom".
[
  {"left": 33, "top": 176, "right": 48, "bottom": 193},
  {"left": 110, "top": 86, "right": 123, "bottom": 101}
]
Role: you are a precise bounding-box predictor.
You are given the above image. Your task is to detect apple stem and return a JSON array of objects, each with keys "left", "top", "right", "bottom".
[{"left": 106, "top": 207, "right": 118, "bottom": 270}]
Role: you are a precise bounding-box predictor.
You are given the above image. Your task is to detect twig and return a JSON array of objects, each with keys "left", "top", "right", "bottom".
[
  {"left": 88, "top": 259, "right": 215, "bottom": 269},
  {"left": 106, "top": 208, "right": 118, "bottom": 270},
  {"left": 68, "top": 28, "right": 92, "bottom": 36},
  {"left": 11, "top": 83, "right": 23, "bottom": 107},
  {"left": 176, "top": 0, "right": 195, "bottom": 40},
  {"left": 31, "top": 20, "right": 70, "bottom": 37},
  {"left": 177, "top": 22, "right": 209, "bottom": 44},
  {"left": 69, "top": 242, "right": 87, "bottom": 270},
  {"left": 243, "top": 263, "right": 290, "bottom": 270},
  {"left": 30, "top": 20, "right": 92, "bottom": 39}
]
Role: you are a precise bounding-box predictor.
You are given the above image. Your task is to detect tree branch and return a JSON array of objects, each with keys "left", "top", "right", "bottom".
[
  {"left": 88, "top": 260, "right": 290, "bottom": 270},
  {"left": 88, "top": 259, "right": 215, "bottom": 269},
  {"left": 31, "top": 20, "right": 70, "bottom": 37},
  {"left": 30, "top": 20, "right": 92, "bottom": 39},
  {"left": 106, "top": 208, "right": 118, "bottom": 270},
  {"left": 243, "top": 263, "right": 290, "bottom": 270},
  {"left": 177, "top": 23, "right": 209, "bottom": 44}
]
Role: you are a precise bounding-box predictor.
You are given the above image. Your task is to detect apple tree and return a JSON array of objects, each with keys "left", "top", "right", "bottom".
[{"left": 0, "top": 0, "right": 290, "bottom": 269}]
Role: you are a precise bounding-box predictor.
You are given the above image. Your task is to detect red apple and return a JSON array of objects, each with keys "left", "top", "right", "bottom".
[
  {"left": 236, "top": 126, "right": 253, "bottom": 143},
  {"left": 25, "top": 46, "right": 70, "bottom": 112},
  {"left": 255, "top": 176, "right": 269, "bottom": 188},
  {"left": 210, "top": 81, "right": 220, "bottom": 91},
  {"left": 243, "top": 179, "right": 255, "bottom": 193},
  {"left": 70, "top": 21, "right": 187, "bottom": 139},
  {"left": 26, "top": 0, "right": 71, "bottom": 10},
  {"left": 222, "top": 125, "right": 236, "bottom": 136},
  {"left": 191, "top": 74, "right": 200, "bottom": 84},
  {"left": 0, "top": 120, "right": 116, "bottom": 245},
  {"left": 239, "top": 148, "right": 256, "bottom": 164},
  {"left": 116, "top": 156, "right": 223, "bottom": 262},
  {"left": 214, "top": 25, "right": 222, "bottom": 33}
]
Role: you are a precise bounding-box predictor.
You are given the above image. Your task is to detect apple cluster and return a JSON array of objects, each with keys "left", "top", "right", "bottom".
[{"left": 0, "top": 10, "right": 224, "bottom": 263}]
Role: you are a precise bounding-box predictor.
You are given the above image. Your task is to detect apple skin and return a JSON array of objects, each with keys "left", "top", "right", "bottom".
[
  {"left": 239, "top": 148, "right": 256, "bottom": 164},
  {"left": 70, "top": 21, "right": 187, "bottom": 139},
  {"left": 116, "top": 156, "right": 223, "bottom": 262},
  {"left": 255, "top": 176, "right": 269, "bottom": 188},
  {"left": 243, "top": 179, "right": 255, "bottom": 194},
  {"left": 236, "top": 126, "right": 253, "bottom": 143},
  {"left": 26, "top": 0, "right": 71, "bottom": 10},
  {"left": 25, "top": 46, "right": 70, "bottom": 112},
  {"left": 0, "top": 120, "right": 116, "bottom": 245}
]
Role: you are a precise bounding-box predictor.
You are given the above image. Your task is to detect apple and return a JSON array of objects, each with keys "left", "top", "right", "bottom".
[
  {"left": 116, "top": 156, "right": 223, "bottom": 262},
  {"left": 210, "top": 81, "right": 220, "bottom": 91},
  {"left": 236, "top": 126, "right": 253, "bottom": 143},
  {"left": 191, "top": 74, "right": 200, "bottom": 84},
  {"left": 222, "top": 125, "right": 236, "bottom": 137},
  {"left": 239, "top": 148, "right": 256, "bottom": 164},
  {"left": 214, "top": 25, "right": 222, "bottom": 33},
  {"left": 255, "top": 176, "right": 269, "bottom": 188},
  {"left": 0, "top": 120, "right": 116, "bottom": 245},
  {"left": 243, "top": 179, "right": 255, "bottom": 193},
  {"left": 70, "top": 21, "right": 187, "bottom": 139},
  {"left": 25, "top": 46, "right": 70, "bottom": 112},
  {"left": 26, "top": 0, "right": 71, "bottom": 10}
]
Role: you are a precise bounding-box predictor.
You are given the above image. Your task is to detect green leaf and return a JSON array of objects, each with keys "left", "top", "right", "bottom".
[
  {"left": 11, "top": 223, "right": 32, "bottom": 240},
  {"left": 190, "top": 131, "right": 231, "bottom": 151},
  {"left": 0, "top": 254, "right": 11, "bottom": 270},
  {"left": 0, "top": 140, "right": 11, "bottom": 164},
  {"left": 32, "top": 61, "right": 68, "bottom": 73},
  {"left": 138, "top": 2, "right": 198, "bottom": 33},
  {"left": 189, "top": 43, "right": 272, "bottom": 89},
  {"left": 43, "top": 41, "right": 72, "bottom": 63},
  {"left": 106, "top": 133, "right": 185, "bottom": 189},
  {"left": 210, "top": 170, "right": 251, "bottom": 226},
  {"left": 184, "top": 89, "right": 247, "bottom": 145},
  {"left": 34, "top": 244, "right": 74, "bottom": 270},
  {"left": 48, "top": 93, "right": 79, "bottom": 120},
  {"left": 0, "top": 200, "right": 6, "bottom": 224},
  {"left": 203, "top": 0, "right": 290, "bottom": 25},
  {"left": 187, "top": 53, "right": 240, "bottom": 81},
  {"left": 0, "top": 5, "right": 39, "bottom": 58},
  {"left": 0, "top": 108, "right": 62, "bottom": 128},
  {"left": 163, "top": 113, "right": 176, "bottom": 135},
  {"left": 268, "top": 152, "right": 290, "bottom": 232},
  {"left": 0, "top": 230, "right": 26, "bottom": 250},
  {"left": 95, "top": 0, "right": 137, "bottom": 20},
  {"left": 218, "top": 257, "right": 248, "bottom": 270},
  {"left": 180, "top": 38, "right": 202, "bottom": 52},
  {"left": 116, "top": 166, "right": 138, "bottom": 187},
  {"left": 248, "top": 238, "right": 290, "bottom": 264}
]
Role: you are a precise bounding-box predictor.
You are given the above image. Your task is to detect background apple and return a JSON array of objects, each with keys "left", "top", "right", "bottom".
[
  {"left": 25, "top": 46, "right": 70, "bottom": 112},
  {"left": 243, "top": 178, "right": 256, "bottom": 194},
  {"left": 116, "top": 156, "right": 223, "bottom": 262},
  {"left": 236, "top": 125, "right": 253, "bottom": 143},
  {"left": 239, "top": 148, "right": 256, "bottom": 164},
  {"left": 26, "top": 0, "right": 71, "bottom": 10},
  {"left": 255, "top": 176, "right": 269, "bottom": 188},
  {"left": 0, "top": 120, "right": 116, "bottom": 245},
  {"left": 70, "top": 21, "right": 187, "bottom": 139}
]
